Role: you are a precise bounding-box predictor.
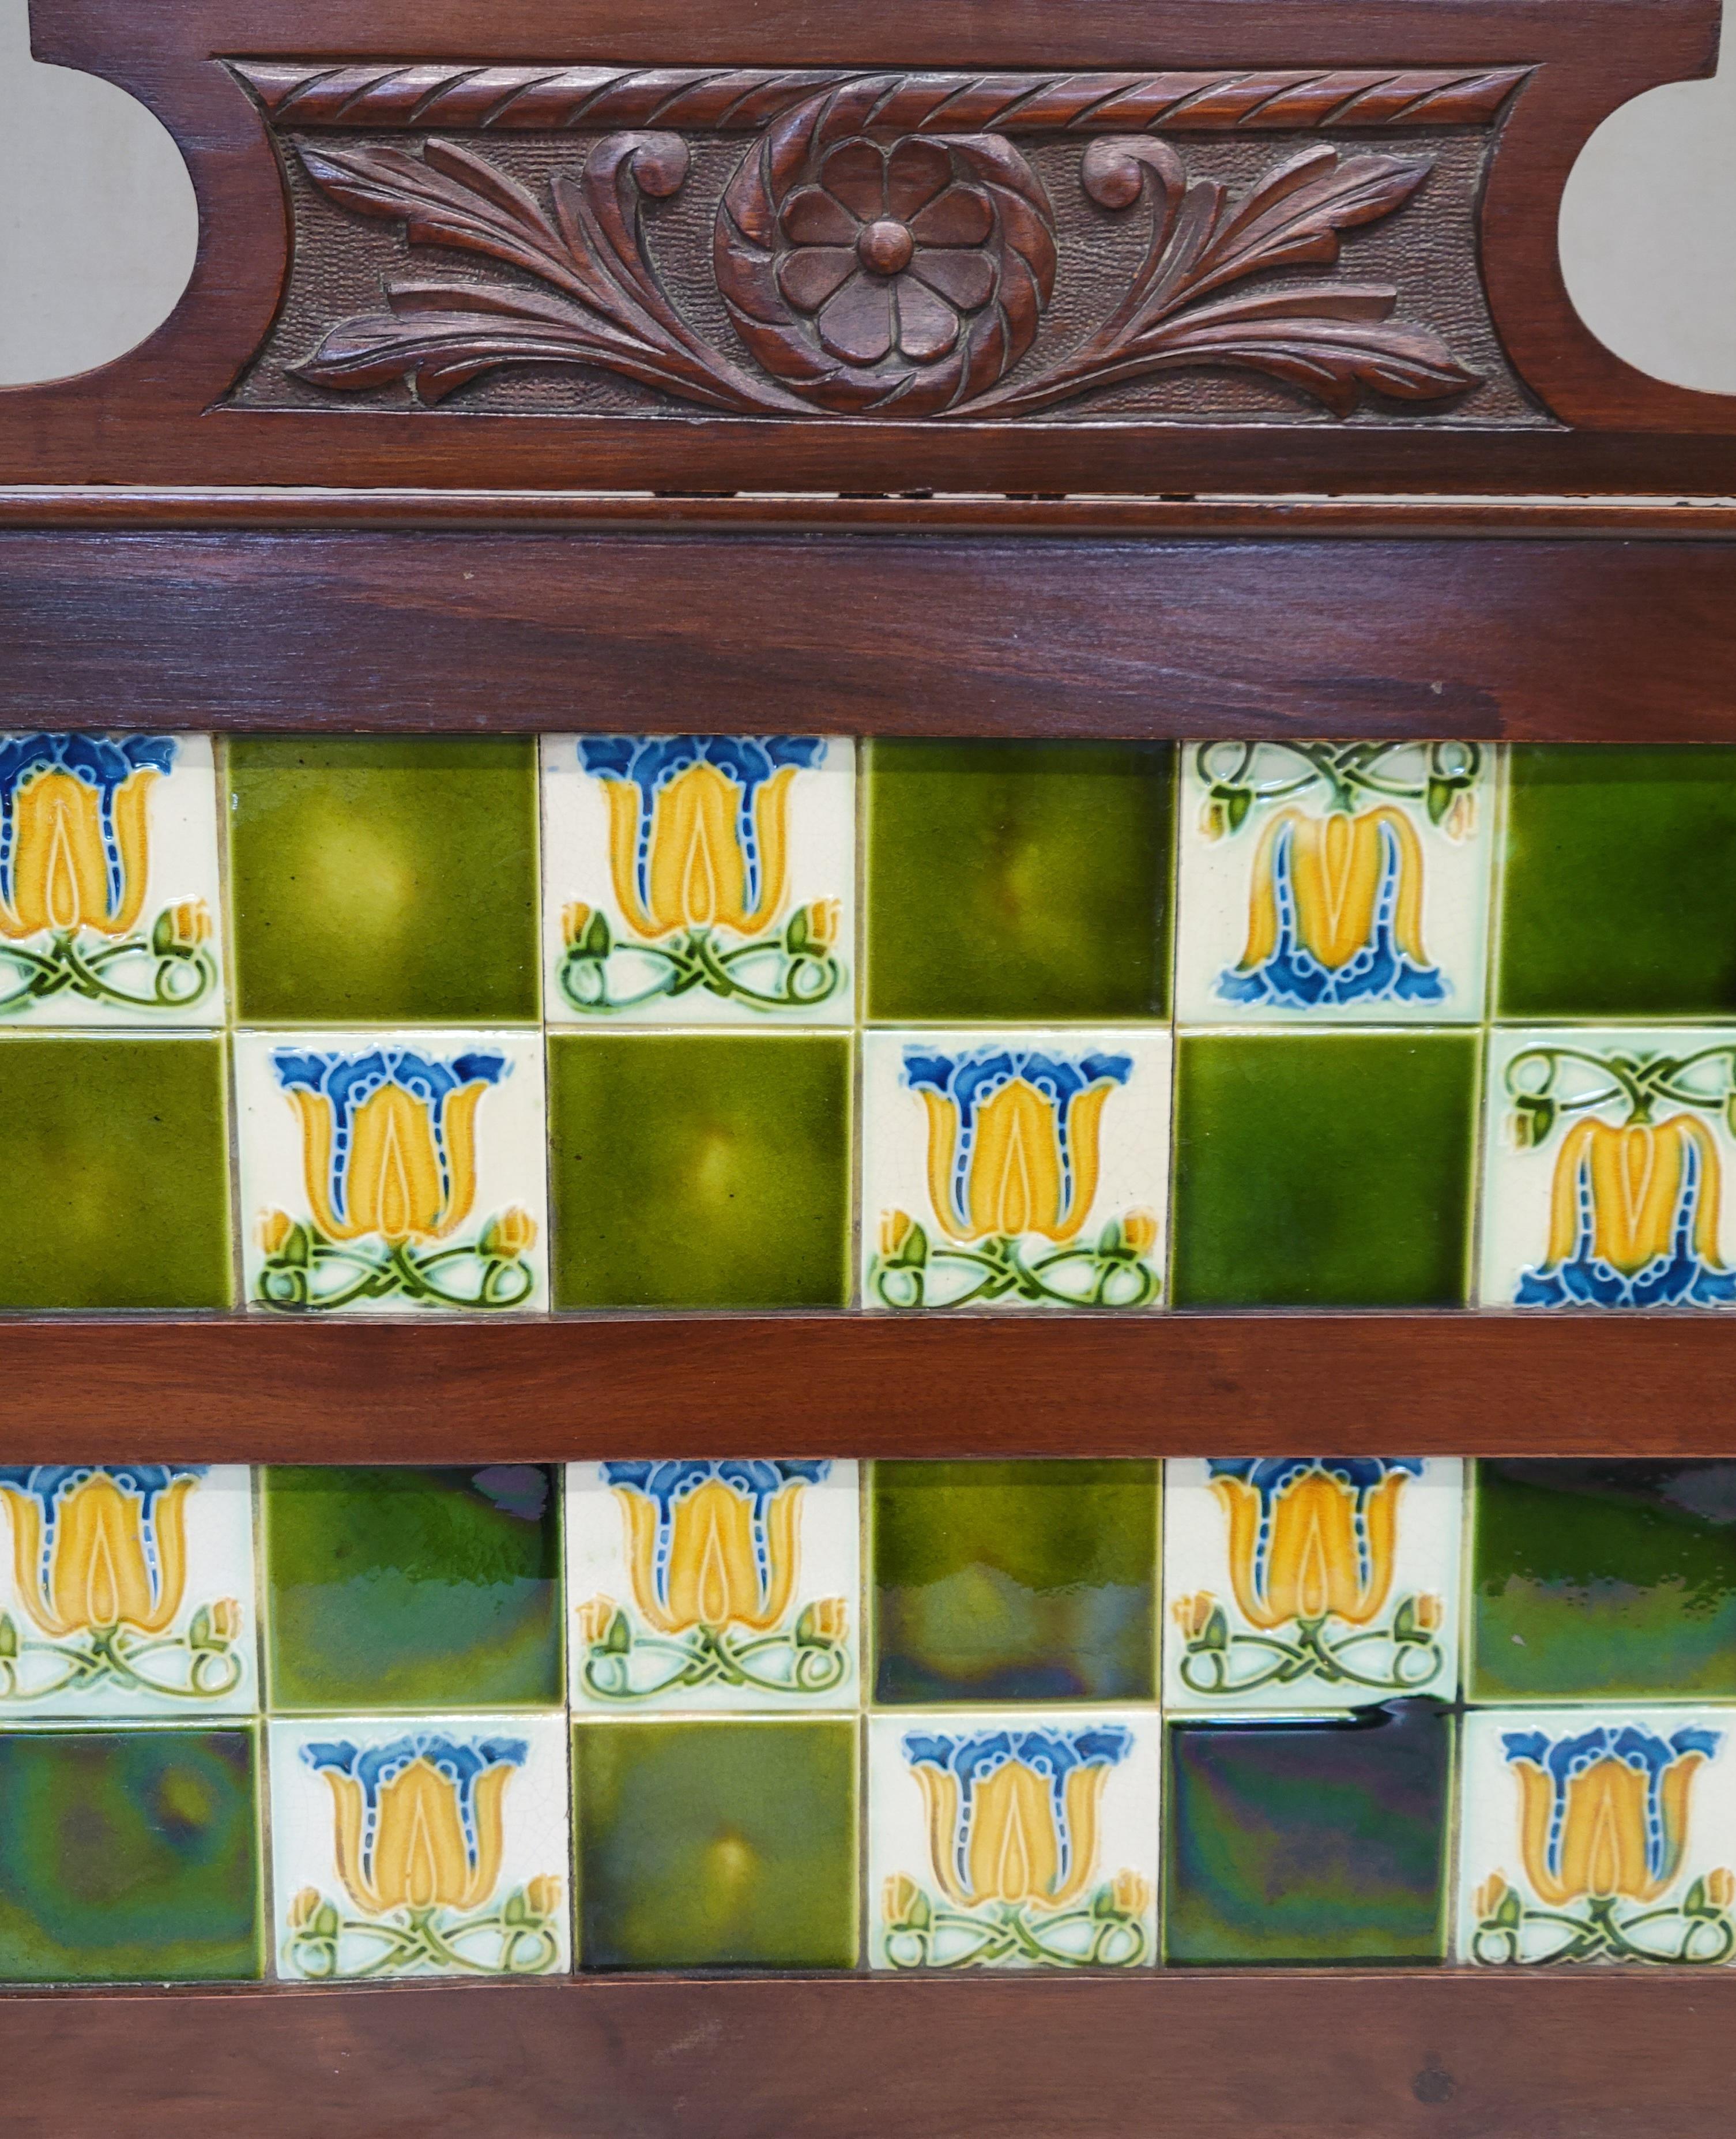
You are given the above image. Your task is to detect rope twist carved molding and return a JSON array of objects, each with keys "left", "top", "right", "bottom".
[{"left": 237, "top": 63, "right": 1531, "bottom": 423}]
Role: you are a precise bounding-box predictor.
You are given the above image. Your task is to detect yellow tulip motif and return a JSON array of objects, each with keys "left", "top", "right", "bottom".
[
  {"left": 1207, "top": 1459, "right": 1421, "bottom": 1629},
  {"left": 903, "top": 1046, "right": 1132, "bottom": 1245},
  {"left": 305, "top": 1734, "right": 526, "bottom": 1916},
  {"left": 577, "top": 735, "right": 825, "bottom": 940},
  {"left": 905, "top": 1727, "right": 1132, "bottom": 1912},
  {"left": 1221, "top": 806, "right": 1445, "bottom": 1009},
  {"left": 1503, "top": 1725, "right": 1719, "bottom": 1906},
  {"left": 0, "top": 736, "right": 174, "bottom": 942},
  {"left": 604, "top": 1460, "right": 826, "bottom": 1634},
  {"left": 272, "top": 1046, "right": 509, "bottom": 1245},
  {"left": 0, "top": 1465, "right": 202, "bottom": 1636}
]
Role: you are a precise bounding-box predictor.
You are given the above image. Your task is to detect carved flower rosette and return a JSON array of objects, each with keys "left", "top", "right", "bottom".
[{"left": 285, "top": 73, "right": 1483, "bottom": 420}]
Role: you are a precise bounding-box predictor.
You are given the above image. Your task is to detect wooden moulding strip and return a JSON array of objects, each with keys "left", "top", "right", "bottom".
[{"left": 0, "top": 1313, "right": 1730, "bottom": 1460}]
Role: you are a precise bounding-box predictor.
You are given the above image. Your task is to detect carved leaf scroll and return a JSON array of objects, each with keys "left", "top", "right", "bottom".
[{"left": 293, "top": 121, "right": 1480, "bottom": 420}]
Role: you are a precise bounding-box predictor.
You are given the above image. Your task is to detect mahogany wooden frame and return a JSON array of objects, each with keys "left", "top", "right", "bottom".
[{"left": 7, "top": 0, "right": 1736, "bottom": 2117}]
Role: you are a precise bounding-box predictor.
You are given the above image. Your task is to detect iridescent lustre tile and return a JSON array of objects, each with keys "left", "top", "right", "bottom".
[
  {"left": 541, "top": 734, "right": 854, "bottom": 1027},
  {"left": 1163, "top": 1458, "right": 1462, "bottom": 1713},
  {"left": 567, "top": 1461, "right": 858, "bottom": 1712}
]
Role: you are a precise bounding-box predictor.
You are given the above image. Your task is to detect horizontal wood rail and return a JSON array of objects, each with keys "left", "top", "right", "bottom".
[
  {"left": 3, "top": 1971, "right": 1730, "bottom": 2137},
  {"left": 1, "top": 1313, "right": 1730, "bottom": 1461}
]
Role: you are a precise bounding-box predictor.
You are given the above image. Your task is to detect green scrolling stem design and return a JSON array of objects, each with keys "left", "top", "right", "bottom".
[
  {"left": 0, "top": 1606, "right": 242, "bottom": 1704},
  {"left": 287, "top": 1882, "right": 563, "bottom": 1979},
  {"left": 577, "top": 1595, "right": 849, "bottom": 1700},
  {"left": 257, "top": 1213, "right": 536, "bottom": 1312},
  {"left": 872, "top": 1211, "right": 1159, "bottom": 1309},
  {"left": 558, "top": 901, "right": 843, "bottom": 1014},
  {"left": 883, "top": 1873, "right": 1151, "bottom": 1970},
  {"left": 1176, "top": 1592, "right": 1444, "bottom": 1698},
  {"left": 0, "top": 905, "right": 216, "bottom": 1016},
  {"left": 1196, "top": 739, "right": 1482, "bottom": 833}
]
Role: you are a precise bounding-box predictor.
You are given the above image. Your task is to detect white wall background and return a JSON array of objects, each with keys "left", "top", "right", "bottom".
[{"left": 1, "top": 0, "right": 1732, "bottom": 396}]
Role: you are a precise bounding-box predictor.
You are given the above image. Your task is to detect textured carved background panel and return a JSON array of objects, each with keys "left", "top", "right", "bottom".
[{"left": 229, "top": 64, "right": 1544, "bottom": 427}]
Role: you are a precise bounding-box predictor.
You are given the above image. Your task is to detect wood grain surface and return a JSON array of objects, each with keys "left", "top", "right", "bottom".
[
  {"left": 1, "top": 1970, "right": 1731, "bottom": 2138},
  {"left": 5, "top": 0, "right": 1734, "bottom": 491},
  {"left": 5, "top": 524, "right": 1736, "bottom": 738},
  {"left": 1, "top": 1314, "right": 1732, "bottom": 1461}
]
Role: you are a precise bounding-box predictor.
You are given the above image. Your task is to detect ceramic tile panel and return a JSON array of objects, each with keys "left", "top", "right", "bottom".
[
  {"left": 263, "top": 1465, "right": 564, "bottom": 1713},
  {"left": 567, "top": 1461, "right": 859, "bottom": 1712},
  {"left": 1163, "top": 1701, "right": 1454, "bottom": 1965},
  {"left": 0, "top": 1034, "right": 232, "bottom": 1309},
  {"left": 0, "top": 734, "right": 225, "bottom": 1028},
  {"left": 270, "top": 1714, "right": 570, "bottom": 1980},
  {"left": 1170, "top": 1030, "right": 1480, "bottom": 1308},
  {"left": 1458, "top": 1707, "right": 1736, "bottom": 1967},
  {"left": 872, "top": 1460, "right": 1159, "bottom": 1705},
  {"left": 548, "top": 1031, "right": 852, "bottom": 1309},
  {"left": 0, "top": 1726, "right": 263, "bottom": 1982},
  {"left": 1468, "top": 1461, "right": 1736, "bottom": 1703},
  {"left": 861, "top": 1029, "right": 1171, "bottom": 1311},
  {"left": 0, "top": 1467, "right": 256, "bottom": 1718},
  {"left": 864, "top": 740, "right": 1176, "bottom": 1025},
  {"left": 1481, "top": 1025, "right": 1736, "bottom": 1309},
  {"left": 235, "top": 1028, "right": 548, "bottom": 1314},
  {"left": 541, "top": 734, "right": 855, "bottom": 1027},
  {"left": 1175, "top": 741, "right": 1493, "bottom": 1025},
  {"left": 1163, "top": 1459, "right": 1463, "bottom": 1713},
  {"left": 227, "top": 736, "right": 541, "bottom": 1025},
  {"left": 868, "top": 1709, "right": 1159, "bottom": 1970},
  {"left": 573, "top": 1716, "right": 858, "bottom": 1969}
]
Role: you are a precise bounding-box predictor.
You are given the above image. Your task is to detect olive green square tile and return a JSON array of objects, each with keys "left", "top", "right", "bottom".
[
  {"left": 263, "top": 1466, "right": 563, "bottom": 1712},
  {"left": 872, "top": 1459, "right": 1159, "bottom": 1704},
  {"left": 227, "top": 736, "right": 540, "bottom": 1024},
  {"left": 1470, "top": 1461, "right": 1736, "bottom": 1702},
  {"left": 574, "top": 1718, "right": 858, "bottom": 1969},
  {"left": 864, "top": 740, "right": 1175, "bottom": 1022},
  {"left": 1498, "top": 746, "right": 1736, "bottom": 1019},
  {"left": 0, "top": 1036, "right": 231, "bottom": 1309},
  {"left": 0, "top": 1727, "right": 262, "bottom": 1982},
  {"left": 1170, "top": 1032, "right": 1479, "bottom": 1308},
  {"left": 549, "top": 1032, "right": 852, "bottom": 1309},
  {"left": 1163, "top": 1702, "right": 1453, "bottom": 1965}
]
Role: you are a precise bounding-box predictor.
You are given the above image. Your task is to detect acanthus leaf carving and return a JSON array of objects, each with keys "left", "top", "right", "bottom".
[{"left": 291, "top": 122, "right": 1480, "bottom": 420}]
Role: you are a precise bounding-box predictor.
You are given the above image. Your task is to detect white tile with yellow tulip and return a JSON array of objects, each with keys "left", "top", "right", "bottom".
[
  {"left": 567, "top": 1460, "right": 858, "bottom": 1712},
  {"left": 1174, "top": 740, "right": 1493, "bottom": 1026},
  {"left": 861, "top": 1029, "right": 1172, "bottom": 1311},
  {"left": 0, "top": 1465, "right": 255, "bottom": 1717},
  {"left": 1480, "top": 1027, "right": 1736, "bottom": 1309},
  {"left": 0, "top": 733, "right": 224, "bottom": 1027},
  {"left": 1458, "top": 1707, "right": 1736, "bottom": 1966},
  {"left": 269, "top": 1713, "right": 570, "bottom": 1980},
  {"left": 1162, "top": 1458, "right": 1463, "bottom": 1713},
  {"left": 235, "top": 1029, "right": 548, "bottom": 1314},
  {"left": 541, "top": 734, "right": 854, "bottom": 1027},
  {"left": 868, "top": 1710, "right": 1159, "bottom": 1970}
]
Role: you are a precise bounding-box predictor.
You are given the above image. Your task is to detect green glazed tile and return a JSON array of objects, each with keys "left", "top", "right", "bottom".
[
  {"left": 1470, "top": 1460, "right": 1736, "bottom": 1701},
  {"left": 1500, "top": 746, "right": 1736, "bottom": 1018},
  {"left": 0, "top": 1727, "right": 261, "bottom": 1981},
  {"left": 865, "top": 740, "right": 1175, "bottom": 1022},
  {"left": 1164, "top": 1702, "right": 1452, "bottom": 1965},
  {"left": 228, "top": 736, "right": 540, "bottom": 1024},
  {"left": 1171, "top": 1032, "right": 1479, "bottom": 1308},
  {"left": 549, "top": 1033, "right": 852, "bottom": 1309},
  {"left": 574, "top": 1718, "right": 857, "bottom": 1969},
  {"left": 872, "top": 1459, "right": 1159, "bottom": 1704},
  {"left": 0, "top": 1036, "right": 231, "bottom": 1309},
  {"left": 264, "top": 1466, "right": 563, "bottom": 1711}
]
